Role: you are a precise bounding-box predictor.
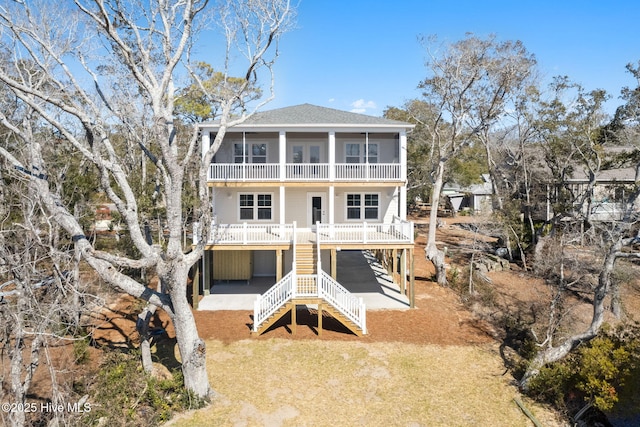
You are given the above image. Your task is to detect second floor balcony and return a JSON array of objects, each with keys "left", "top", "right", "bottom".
[{"left": 208, "top": 163, "right": 403, "bottom": 183}]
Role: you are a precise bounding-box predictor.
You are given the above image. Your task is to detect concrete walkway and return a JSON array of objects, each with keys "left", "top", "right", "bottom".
[{"left": 197, "top": 250, "right": 410, "bottom": 311}]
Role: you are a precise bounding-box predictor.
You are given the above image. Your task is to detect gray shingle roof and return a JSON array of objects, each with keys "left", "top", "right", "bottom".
[{"left": 202, "top": 104, "right": 413, "bottom": 128}]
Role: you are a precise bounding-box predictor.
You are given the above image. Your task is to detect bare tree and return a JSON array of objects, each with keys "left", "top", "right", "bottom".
[
  {"left": 0, "top": 0, "right": 293, "bottom": 399},
  {"left": 0, "top": 165, "right": 100, "bottom": 427},
  {"left": 417, "top": 34, "right": 536, "bottom": 285}
]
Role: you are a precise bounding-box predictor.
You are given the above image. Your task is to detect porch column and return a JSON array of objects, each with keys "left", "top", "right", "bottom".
[
  {"left": 400, "top": 186, "right": 407, "bottom": 220},
  {"left": 201, "top": 130, "right": 210, "bottom": 159},
  {"left": 279, "top": 186, "right": 286, "bottom": 225},
  {"left": 328, "top": 186, "right": 335, "bottom": 224},
  {"left": 409, "top": 248, "right": 415, "bottom": 308},
  {"left": 279, "top": 130, "right": 286, "bottom": 182},
  {"left": 204, "top": 250, "right": 213, "bottom": 296},
  {"left": 400, "top": 248, "right": 407, "bottom": 296},
  {"left": 276, "top": 249, "right": 283, "bottom": 281},
  {"left": 330, "top": 248, "right": 337, "bottom": 279},
  {"left": 399, "top": 130, "right": 407, "bottom": 181},
  {"left": 328, "top": 131, "right": 335, "bottom": 182}
]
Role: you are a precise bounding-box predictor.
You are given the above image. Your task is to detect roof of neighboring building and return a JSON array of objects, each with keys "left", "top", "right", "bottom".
[
  {"left": 200, "top": 103, "right": 414, "bottom": 130},
  {"left": 568, "top": 166, "right": 638, "bottom": 183}
]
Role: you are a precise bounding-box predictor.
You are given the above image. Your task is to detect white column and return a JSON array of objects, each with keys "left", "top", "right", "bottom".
[
  {"left": 279, "top": 130, "right": 286, "bottom": 181},
  {"left": 280, "top": 185, "right": 286, "bottom": 225},
  {"left": 328, "top": 131, "right": 335, "bottom": 182},
  {"left": 399, "top": 130, "right": 407, "bottom": 182},
  {"left": 329, "top": 186, "right": 335, "bottom": 224},
  {"left": 201, "top": 129, "right": 210, "bottom": 159},
  {"left": 400, "top": 186, "right": 407, "bottom": 220}
]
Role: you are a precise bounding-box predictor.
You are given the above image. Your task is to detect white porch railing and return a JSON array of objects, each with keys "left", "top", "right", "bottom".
[
  {"left": 316, "top": 220, "right": 413, "bottom": 244},
  {"left": 209, "top": 223, "right": 293, "bottom": 244},
  {"left": 208, "top": 163, "right": 402, "bottom": 182},
  {"left": 208, "top": 221, "right": 413, "bottom": 245}
]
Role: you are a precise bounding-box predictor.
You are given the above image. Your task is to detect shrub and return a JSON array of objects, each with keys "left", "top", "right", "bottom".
[
  {"left": 526, "top": 323, "right": 640, "bottom": 413},
  {"left": 80, "top": 351, "right": 206, "bottom": 426}
]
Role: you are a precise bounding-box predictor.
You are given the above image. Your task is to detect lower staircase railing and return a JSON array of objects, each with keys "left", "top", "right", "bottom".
[
  {"left": 253, "top": 271, "right": 294, "bottom": 333},
  {"left": 318, "top": 270, "right": 367, "bottom": 334}
]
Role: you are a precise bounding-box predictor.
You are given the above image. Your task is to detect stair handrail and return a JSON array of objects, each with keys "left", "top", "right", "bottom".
[
  {"left": 318, "top": 270, "right": 367, "bottom": 334},
  {"left": 253, "top": 271, "right": 294, "bottom": 332}
]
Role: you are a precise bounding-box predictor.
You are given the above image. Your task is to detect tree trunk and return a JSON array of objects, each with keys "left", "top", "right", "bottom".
[
  {"left": 520, "top": 236, "right": 624, "bottom": 390},
  {"left": 426, "top": 160, "right": 448, "bottom": 285},
  {"left": 167, "top": 265, "right": 212, "bottom": 399}
]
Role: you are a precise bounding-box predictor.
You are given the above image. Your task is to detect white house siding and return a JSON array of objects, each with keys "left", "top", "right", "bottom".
[{"left": 284, "top": 188, "right": 309, "bottom": 225}]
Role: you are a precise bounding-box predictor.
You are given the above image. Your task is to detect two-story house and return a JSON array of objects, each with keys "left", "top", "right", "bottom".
[{"left": 196, "top": 104, "right": 416, "bottom": 335}]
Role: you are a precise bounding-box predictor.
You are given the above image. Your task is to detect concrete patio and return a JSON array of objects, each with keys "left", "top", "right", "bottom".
[{"left": 197, "top": 250, "right": 410, "bottom": 311}]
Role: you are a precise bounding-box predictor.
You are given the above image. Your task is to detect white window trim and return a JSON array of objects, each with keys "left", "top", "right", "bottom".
[
  {"left": 345, "top": 192, "right": 380, "bottom": 221},
  {"left": 238, "top": 192, "right": 274, "bottom": 222},
  {"left": 344, "top": 142, "right": 378, "bottom": 163},
  {"left": 234, "top": 142, "right": 268, "bottom": 163}
]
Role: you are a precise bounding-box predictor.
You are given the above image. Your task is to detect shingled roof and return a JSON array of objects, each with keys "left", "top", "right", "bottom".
[{"left": 202, "top": 103, "right": 413, "bottom": 129}]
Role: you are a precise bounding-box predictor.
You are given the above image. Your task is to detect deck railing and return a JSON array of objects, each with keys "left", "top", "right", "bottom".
[
  {"left": 208, "top": 163, "right": 402, "bottom": 182},
  {"left": 208, "top": 221, "right": 413, "bottom": 245},
  {"left": 316, "top": 220, "right": 413, "bottom": 244},
  {"left": 209, "top": 223, "right": 293, "bottom": 244}
]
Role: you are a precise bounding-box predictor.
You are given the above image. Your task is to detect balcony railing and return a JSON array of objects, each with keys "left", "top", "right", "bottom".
[
  {"left": 208, "top": 163, "right": 402, "bottom": 182},
  {"left": 205, "top": 220, "right": 413, "bottom": 245}
]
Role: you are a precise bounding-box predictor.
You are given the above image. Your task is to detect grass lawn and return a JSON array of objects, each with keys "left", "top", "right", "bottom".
[{"left": 167, "top": 339, "right": 562, "bottom": 427}]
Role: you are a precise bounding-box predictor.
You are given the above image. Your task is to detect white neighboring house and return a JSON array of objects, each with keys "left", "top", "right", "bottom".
[{"left": 196, "top": 104, "right": 416, "bottom": 335}]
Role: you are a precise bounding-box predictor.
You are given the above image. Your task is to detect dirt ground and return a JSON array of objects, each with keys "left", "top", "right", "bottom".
[
  {"left": 92, "top": 213, "right": 640, "bottom": 349},
  {"left": 92, "top": 221, "right": 494, "bottom": 348}
]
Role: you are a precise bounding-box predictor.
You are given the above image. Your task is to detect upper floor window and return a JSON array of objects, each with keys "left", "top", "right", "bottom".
[
  {"left": 234, "top": 143, "right": 267, "bottom": 163},
  {"left": 345, "top": 143, "right": 378, "bottom": 163}
]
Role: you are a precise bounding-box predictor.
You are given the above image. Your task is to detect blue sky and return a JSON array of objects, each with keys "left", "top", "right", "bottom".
[{"left": 264, "top": 0, "right": 640, "bottom": 117}]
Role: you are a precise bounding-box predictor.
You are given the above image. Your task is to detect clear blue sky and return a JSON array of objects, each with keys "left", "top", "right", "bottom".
[{"left": 264, "top": 0, "right": 640, "bottom": 117}]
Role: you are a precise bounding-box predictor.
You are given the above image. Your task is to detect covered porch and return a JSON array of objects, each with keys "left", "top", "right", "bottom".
[{"left": 197, "top": 250, "right": 411, "bottom": 311}]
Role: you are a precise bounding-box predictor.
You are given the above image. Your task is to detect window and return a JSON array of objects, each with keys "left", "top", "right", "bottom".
[
  {"left": 292, "top": 146, "right": 303, "bottom": 163},
  {"left": 367, "top": 143, "right": 378, "bottom": 163},
  {"left": 346, "top": 143, "right": 360, "bottom": 163},
  {"left": 345, "top": 143, "right": 378, "bottom": 163},
  {"left": 239, "top": 193, "right": 272, "bottom": 220},
  {"left": 364, "top": 194, "right": 379, "bottom": 219},
  {"left": 347, "top": 194, "right": 361, "bottom": 219},
  {"left": 251, "top": 143, "right": 267, "bottom": 163},
  {"left": 310, "top": 145, "right": 320, "bottom": 163},
  {"left": 234, "top": 143, "right": 267, "bottom": 163},
  {"left": 234, "top": 143, "right": 248, "bottom": 164},
  {"left": 346, "top": 193, "right": 379, "bottom": 220}
]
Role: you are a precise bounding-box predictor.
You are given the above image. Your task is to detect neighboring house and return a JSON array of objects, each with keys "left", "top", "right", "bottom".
[
  {"left": 443, "top": 174, "right": 494, "bottom": 215},
  {"left": 196, "top": 104, "right": 416, "bottom": 335},
  {"left": 530, "top": 166, "right": 639, "bottom": 222}
]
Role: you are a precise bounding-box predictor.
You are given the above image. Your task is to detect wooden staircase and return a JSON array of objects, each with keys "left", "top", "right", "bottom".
[
  {"left": 253, "top": 301, "right": 293, "bottom": 335},
  {"left": 295, "top": 244, "right": 316, "bottom": 275},
  {"left": 322, "top": 304, "right": 365, "bottom": 337}
]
